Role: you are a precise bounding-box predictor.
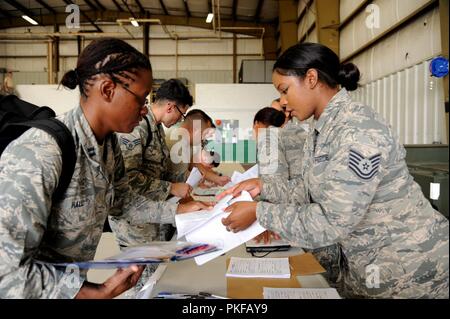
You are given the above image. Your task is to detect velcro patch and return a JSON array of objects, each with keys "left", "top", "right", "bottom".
[{"left": 348, "top": 149, "right": 381, "bottom": 181}]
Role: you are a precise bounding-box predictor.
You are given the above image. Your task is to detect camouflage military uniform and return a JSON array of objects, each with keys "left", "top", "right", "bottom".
[
  {"left": 113, "top": 109, "right": 184, "bottom": 247},
  {"left": 258, "top": 120, "right": 343, "bottom": 289},
  {"left": 257, "top": 89, "right": 449, "bottom": 298},
  {"left": 258, "top": 119, "right": 309, "bottom": 205},
  {"left": 0, "top": 106, "right": 178, "bottom": 298}
]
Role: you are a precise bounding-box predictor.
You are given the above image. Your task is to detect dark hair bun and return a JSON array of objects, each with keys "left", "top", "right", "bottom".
[
  {"left": 338, "top": 63, "right": 360, "bottom": 91},
  {"left": 60, "top": 69, "right": 78, "bottom": 90}
]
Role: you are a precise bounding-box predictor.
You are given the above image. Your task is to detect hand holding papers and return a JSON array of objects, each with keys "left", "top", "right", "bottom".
[
  {"left": 226, "top": 257, "right": 291, "bottom": 279},
  {"left": 168, "top": 167, "right": 203, "bottom": 204},
  {"left": 175, "top": 191, "right": 266, "bottom": 265}
]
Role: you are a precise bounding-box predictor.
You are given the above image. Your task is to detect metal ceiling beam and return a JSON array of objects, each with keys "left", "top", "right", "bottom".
[
  {"left": 208, "top": 0, "right": 212, "bottom": 13},
  {"left": 83, "top": 0, "right": 99, "bottom": 12},
  {"left": 232, "top": 0, "right": 237, "bottom": 21},
  {"left": 254, "top": 0, "right": 264, "bottom": 23},
  {"left": 112, "top": 0, "right": 124, "bottom": 12},
  {"left": 35, "top": 0, "right": 57, "bottom": 14},
  {"left": 159, "top": 0, "right": 168, "bottom": 15},
  {"left": 0, "top": 9, "right": 14, "bottom": 18},
  {"left": 4, "top": 0, "right": 37, "bottom": 19},
  {"left": 135, "top": 0, "right": 145, "bottom": 14},
  {"left": 183, "top": 0, "right": 191, "bottom": 17},
  {"left": 93, "top": 0, "right": 106, "bottom": 11},
  {"left": 121, "top": 0, "right": 137, "bottom": 19},
  {"left": 62, "top": 0, "right": 103, "bottom": 32},
  {"left": 0, "top": 10, "right": 276, "bottom": 37}
]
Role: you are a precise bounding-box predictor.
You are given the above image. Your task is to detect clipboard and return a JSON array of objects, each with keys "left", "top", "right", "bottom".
[{"left": 226, "top": 253, "right": 326, "bottom": 299}]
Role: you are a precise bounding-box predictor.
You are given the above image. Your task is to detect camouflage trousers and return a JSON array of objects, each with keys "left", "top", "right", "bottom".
[{"left": 303, "top": 244, "right": 348, "bottom": 295}]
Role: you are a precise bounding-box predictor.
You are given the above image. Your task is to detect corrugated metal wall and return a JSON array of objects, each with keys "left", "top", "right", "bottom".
[
  {"left": 352, "top": 59, "right": 447, "bottom": 145},
  {"left": 0, "top": 25, "right": 263, "bottom": 86}
]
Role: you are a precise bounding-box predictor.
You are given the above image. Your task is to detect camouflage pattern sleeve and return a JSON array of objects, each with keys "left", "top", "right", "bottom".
[
  {"left": 259, "top": 126, "right": 308, "bottom": 205},
  {"left": 256, "top": 130, "right": 384, "bottom": 249},
  {"left": 0, "top": 131, "right": 83, "bottom": 298},
  {"left": 118, "top": 126, "right": 172, "bottom": 199},
  {"left": 110, "top": 135, "right": 178, "bottom": 225}
]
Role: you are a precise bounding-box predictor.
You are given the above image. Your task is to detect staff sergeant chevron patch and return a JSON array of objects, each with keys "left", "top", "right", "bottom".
[{"left": 348, "top": 149, "right": 381, "bottom": 181}]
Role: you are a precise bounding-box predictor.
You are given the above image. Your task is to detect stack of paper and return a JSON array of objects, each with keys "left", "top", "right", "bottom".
[
  {"left": 224, "top": 164, "right": 259, "bottom": 189},
  {"left": 263, "top": 287, "right": 341, "bottom": 299},
  {"left": 175, "top": 191, "right": 266, "bottom": 265},
  {"left": 226, "top": 257, "right": 291, "bottom": 279}
]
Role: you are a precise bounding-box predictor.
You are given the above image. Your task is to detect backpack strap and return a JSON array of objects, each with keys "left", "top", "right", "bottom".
[
  {"left": 143, "top": 116, "right": 153, "bottom": 149},
  {"left": 142, "top": 116, "right": 153, "bottom": 161},
  {"left": 9, "top": 118, "right": 76, "bottom": 202}
]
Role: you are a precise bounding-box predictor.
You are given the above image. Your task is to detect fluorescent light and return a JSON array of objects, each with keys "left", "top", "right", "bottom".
[
  {"left": 22, "top": 15, "right": 38, "bottom": 25},
  {"left": 206, "top": 13, "right": 214, "bottom": 23},
  {"left": 130, "top": 18, "right": 139, "bottom": 27}
]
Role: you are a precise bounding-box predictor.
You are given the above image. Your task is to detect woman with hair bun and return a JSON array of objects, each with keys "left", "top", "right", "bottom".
[
  {"left": 252, "top": 106, "right": 286, "bottom": 140},
  {"left": 0, "top": 38, "right": 210, "bottom": 299},
  {"left": 219, "top": 42, "right": 449, "bottom": 298}
]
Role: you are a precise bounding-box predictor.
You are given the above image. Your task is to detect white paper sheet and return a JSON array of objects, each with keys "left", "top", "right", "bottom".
[
  {"left": 263, "top": 288, "right": 341, "bottom": 299},
  {"left": 184, "top": 191, "right": 266, "bottom": 265},
  {"left": 167, "top": 167, "right": 204, "bottom": 204},
  {"left": 186, "top": 167, "right": 203, "bottom": 187},
  {"left": 226, "top": 257, "right": 291, "bottom": 278},
  {"left": 175, "top": 194, "right": 233, "bottom": 238}
]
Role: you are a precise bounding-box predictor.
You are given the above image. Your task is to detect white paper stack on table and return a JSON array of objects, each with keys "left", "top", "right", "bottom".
[
  {"left": 226, "top": 257, "right": 291, "bottom": 278},
  {"left": 263, "top": 287, "right": 341, "bottom": 299},
  {"left": 175, "top": 190, "right": 266, "bottom": 265}
]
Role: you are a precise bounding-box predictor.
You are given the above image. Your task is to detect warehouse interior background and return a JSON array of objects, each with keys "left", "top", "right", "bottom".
[{"left": 0, "top": 0, "right": 449, "bottom": 285}]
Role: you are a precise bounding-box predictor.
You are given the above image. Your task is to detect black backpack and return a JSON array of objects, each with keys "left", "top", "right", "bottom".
[{"left": 0, "top": 94, "right": 76, "bottom": 201}]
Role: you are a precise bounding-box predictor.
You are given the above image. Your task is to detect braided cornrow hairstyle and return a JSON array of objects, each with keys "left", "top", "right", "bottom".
[{"left": 60, "top": 38, "right": 152, "bottom": 97}]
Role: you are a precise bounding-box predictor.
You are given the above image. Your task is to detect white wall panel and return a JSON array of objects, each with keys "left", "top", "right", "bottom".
[
  {"left": 351, "top": 60, "right": 447, "bottom": 145},
  {"left": 148, "top": 39, "right": 176, "bottom": 54},
  {"left": 179, "top": 40, "right": 233, "bottom": 54},
  {"left": 236, "top": 39, "right": 262, "bottom": 55},
  {"left": 348, "top": 7, "right": 441, "bottom": 84},
  {"left": 340, "top": 0, "right": 434, "bottom": 60},
  {"left": 178, "top": 56, "right": 232, "bottom": 70},
  {"left": 195, "top": 83, "right": 279, "bottom": 131},
  {"left": 305, "top": 27, "right": 318, "bottom": 43},
  {"left": 340, "top": 0, "right": 367, "bottom": 21},
  {"left": 297, "top": 6, "right": 316, "bottom": 41}
]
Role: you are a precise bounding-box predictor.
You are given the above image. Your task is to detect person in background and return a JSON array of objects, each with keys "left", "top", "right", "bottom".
[
  {"left": 2, "top": 70, "right": 15, "bottom": 95},
  {"left": 219, "top": 42, "right": 449, "bottom": 299},
  {"left": 166, "top": 109, "right": 231, "bottom": 187},
  {"left": 0, "top": 38, "right": 210, "bottom": 299},
  {"left": 112, "top": 79, "right": 211, "bottom": 297}
]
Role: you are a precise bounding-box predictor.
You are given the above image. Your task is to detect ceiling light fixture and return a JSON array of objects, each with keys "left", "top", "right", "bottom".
[
  {"left": 130, "top": 18, "right": 139, "bottom": 27},
  {"left": 22, "top": 15, "right": 38, "bottom": 25},
  {"left": 206, "top": 13, "right": 214, "bottom": 23}
]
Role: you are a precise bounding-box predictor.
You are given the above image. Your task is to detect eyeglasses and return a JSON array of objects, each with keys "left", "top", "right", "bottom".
[
  {"left": 173, "top": 103, "right": 187, "bottom": 121},
  {"left": 120, "top": 84, "right": 149, "bottom": 108}
]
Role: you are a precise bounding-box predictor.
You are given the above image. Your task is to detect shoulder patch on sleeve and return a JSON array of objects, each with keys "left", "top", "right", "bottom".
[{"left": 348, "top": 149, "right": 381, "bottom": 181}]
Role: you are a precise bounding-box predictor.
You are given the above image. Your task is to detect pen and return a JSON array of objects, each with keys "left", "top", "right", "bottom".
[{"left": 199, "top": 292, "right": 229, "bottom": 299}]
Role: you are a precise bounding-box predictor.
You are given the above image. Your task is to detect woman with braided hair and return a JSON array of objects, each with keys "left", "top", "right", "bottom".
[{"left": 0, "top": 38, "right": 211, "bottom": 299}]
